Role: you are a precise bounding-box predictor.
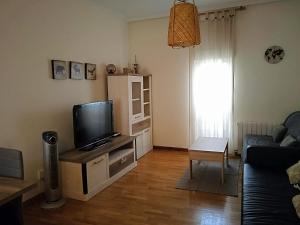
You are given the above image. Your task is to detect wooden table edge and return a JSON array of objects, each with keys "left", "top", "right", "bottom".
[{"left": 0, "top": 179, "right": 37, "bottom": 206}]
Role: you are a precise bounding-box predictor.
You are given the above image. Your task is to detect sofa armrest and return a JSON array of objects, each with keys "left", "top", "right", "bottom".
[{"left": 244, "top": 145, "right": 300, "bottom": 169}]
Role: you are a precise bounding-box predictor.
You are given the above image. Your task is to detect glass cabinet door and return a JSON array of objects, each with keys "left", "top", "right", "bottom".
[
  {"left": 132, "top": 82, "right": 142, "bottom": 115},
  {"left": 129, "top": 76, "right": 143, "bottom": 123}
]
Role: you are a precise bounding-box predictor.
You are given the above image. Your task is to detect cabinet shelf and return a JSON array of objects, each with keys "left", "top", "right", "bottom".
[
  {"left": 132, "top": 98, "right": 141, "bottom": 102},
  {"left": 143, "top": 88, "right": 150, "bottom": 91},
  {"left": 143, "top": 76, "right": 150, "bottom": 90},
  {"left": 143, "top": 102, "right": 150, "bottom": 105},
  {"left": 131, "top": 118, "right": 151, "bottom": 135},
  {"left": 109, "top": 148, "right": 134, "bottom": 165}
]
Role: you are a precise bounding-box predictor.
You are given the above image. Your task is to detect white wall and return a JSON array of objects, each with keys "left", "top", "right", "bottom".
[
  {"left": 234, "top": 0, "right": 300, "bottom": 124},
  {"left": 129, "top": 19, "right": 190, "bottom": 148},
  {"left": 129, "top": 0, "right": 300, "bottom": 149},
  {"left": 0, "top": 0, "right": 128, "bottom": 198}
]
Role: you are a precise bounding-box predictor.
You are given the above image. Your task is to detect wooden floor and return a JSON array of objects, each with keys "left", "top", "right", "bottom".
[{"left": 24, "top": 150, "right": 241, "bottom": 225}]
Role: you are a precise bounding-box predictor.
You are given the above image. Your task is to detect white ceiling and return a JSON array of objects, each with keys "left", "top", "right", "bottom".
[{"left": 98, "top": 0, "right": 282, "bottom": 21}]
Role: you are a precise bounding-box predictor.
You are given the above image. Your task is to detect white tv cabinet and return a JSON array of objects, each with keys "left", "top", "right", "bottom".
[
  {"left": 107, "top": 74, "right": 153, "bottom": 159},
  {"left": 59, "top": 136, "right": 136, "bottom": 201}
]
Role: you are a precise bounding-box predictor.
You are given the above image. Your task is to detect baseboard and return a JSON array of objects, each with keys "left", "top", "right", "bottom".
[{"left": 153, "top": 146, "right": 188, "bottom": 151}]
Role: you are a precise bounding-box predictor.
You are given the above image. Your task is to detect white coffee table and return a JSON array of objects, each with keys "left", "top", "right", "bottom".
[{"left": 188, "top": 137, "right": 229, "bottom": 183}]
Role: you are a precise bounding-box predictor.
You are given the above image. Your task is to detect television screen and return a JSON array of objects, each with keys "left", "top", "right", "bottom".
[{"left": 73, "top": 101, "right": 114, "bottom": 149}]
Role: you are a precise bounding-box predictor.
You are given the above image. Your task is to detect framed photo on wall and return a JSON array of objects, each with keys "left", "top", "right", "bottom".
[
  {"left": 70, "top": 61, "right": 84, "bottom": 80},
  {"left": 85, "top": 63, "right": 96, "bottom": 80},
  {"left": 52, "top": 60, "right": 68, "bottom": 80}
]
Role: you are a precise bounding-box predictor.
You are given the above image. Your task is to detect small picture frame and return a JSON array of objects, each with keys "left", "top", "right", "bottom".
[
  {"left": 70, "top": 61, "right": 84, "bottom": 80},
  {"left": 85, "top": 63, "right": 96, "bottom": 80},
  {"left": 52, "top": 60, "right": 67, "bottom": 80}
]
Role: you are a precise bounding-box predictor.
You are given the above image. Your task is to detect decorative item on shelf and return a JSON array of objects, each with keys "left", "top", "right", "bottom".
[
  {"left": 70, "top": 61, "right": 84, "bottom": 80},
  {"left": 106, "top": 64, "right": 117, "bottom": 74},
  {"left": 133, "top": 64, "right": 138, "bottom": 74},
  {"left": 129, "top": 67, "right": 134, "bottom": 74},
  {"left": 264, "top": 46, "right": 285, "bottom": 64},
  {"left": 168, "top": 0, "right": 201, "bottom": 48},
  {"left": 133, "top": 55, "right": 139, "bottom": 74},
  {"left": 85, "top": 63, "right": 96, "bottom": 80},
  {"left": 123, "top": 64, "right": 134, "bottom": 75},
  {"left": 52, "top": 60, "right": 68, "bottom": 80},
  {"left": 123, "top": 67, "right": 129, "bottom": 75}
]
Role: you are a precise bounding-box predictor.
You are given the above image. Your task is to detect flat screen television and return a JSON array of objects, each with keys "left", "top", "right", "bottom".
[{"left": 73, "top": 101, "right": 114, "bottom": 150}]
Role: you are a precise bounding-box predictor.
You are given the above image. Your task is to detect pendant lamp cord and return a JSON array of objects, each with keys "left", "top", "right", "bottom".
[
  {"left": 172, "top": 0, "right": 176, "bottom": 49},
  {"left": 192, "top": 0, "right": 196, "bottom": 44}
]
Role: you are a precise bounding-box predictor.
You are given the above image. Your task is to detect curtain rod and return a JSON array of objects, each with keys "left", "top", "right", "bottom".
[{"left": 198, "top": 6, "right": 246, "bottom": 16}]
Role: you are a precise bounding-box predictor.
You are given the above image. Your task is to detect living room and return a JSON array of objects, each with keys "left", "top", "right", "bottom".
[{"left": 0, "top": 0, "right": 300, "bottom": 224}]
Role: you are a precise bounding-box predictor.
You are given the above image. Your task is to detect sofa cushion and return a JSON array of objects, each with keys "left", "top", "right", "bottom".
[
  {"left": 272, "top": 125, "right": 288, "bottom": 142},
  {"left": 284, "top": 112, "right": 300, "bottom": 141},
  {"left": 244, "top": 135, "right": 279, "bottom": 147},
  {"left": 243, "top": 163, "right": 300, "bottom": 225},
  {"left": 287, "top": 161, "right": 300, "bottom": 184},
  {"left": 292, "top": 195, "right": 300, "bottom": 218},
  {"left": 281, "top": 135, "right": 298, "bottom": 147},
  {"left": 242, "top": 135, "right": 279, "bottom": 161}
]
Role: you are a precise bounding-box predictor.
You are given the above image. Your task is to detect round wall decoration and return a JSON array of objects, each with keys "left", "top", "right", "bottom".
[
  {"left": 264, "top": 46, "right": 285, "bottom": 64},
  {"left": 106, "top": 64, "right": 117, "bottom": 74}
]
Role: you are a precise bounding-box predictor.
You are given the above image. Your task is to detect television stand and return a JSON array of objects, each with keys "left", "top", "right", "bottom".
[{"left": 59, "top": 135, "right": 137, "bottom": 201}]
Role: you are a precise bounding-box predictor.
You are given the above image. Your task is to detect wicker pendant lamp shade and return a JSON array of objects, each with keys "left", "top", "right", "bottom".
[{"left": 168, "top": 0, "right": 201, "bottom": 48}]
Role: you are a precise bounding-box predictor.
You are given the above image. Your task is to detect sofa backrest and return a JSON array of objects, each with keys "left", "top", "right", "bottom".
[{"left": 284, "top": 111, "right": 300, "bottom": 140}]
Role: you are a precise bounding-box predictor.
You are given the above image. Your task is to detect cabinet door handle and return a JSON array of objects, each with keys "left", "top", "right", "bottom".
[
  {"left": 134, "top": 115, "right": 141, "bottom": 120},
  {"left": 120, "top": 157, "right": 127, "bottom": 164},
  {"left": 93, "top": 158, "right": 104, "bottom": 165}
]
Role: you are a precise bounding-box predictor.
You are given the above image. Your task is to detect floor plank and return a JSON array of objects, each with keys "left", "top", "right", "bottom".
[{"left": 24, "top": 150, "right": 241, "bottom": 225}]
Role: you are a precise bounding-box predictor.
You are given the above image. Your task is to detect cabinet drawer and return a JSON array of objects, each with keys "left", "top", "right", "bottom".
[
  {"left": 109, "top": 152, "right": 134, "bottom": 177},
  {"left": 133, "top": 113, "right": 143, "bottom": 121}
]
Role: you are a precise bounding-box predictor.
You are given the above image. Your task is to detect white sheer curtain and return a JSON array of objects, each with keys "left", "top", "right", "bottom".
[{"left": 189, "top": 11, "right": 235, "bottom": 151}]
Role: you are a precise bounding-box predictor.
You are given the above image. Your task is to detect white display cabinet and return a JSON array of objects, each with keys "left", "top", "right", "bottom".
[{"left": 107, "top": 74, "right": 153, "bottom": 159}]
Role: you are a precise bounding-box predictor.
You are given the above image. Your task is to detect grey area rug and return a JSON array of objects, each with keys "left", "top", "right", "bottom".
[{"left": 176, "top": 159, "right": 240, "bottom": 197}]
